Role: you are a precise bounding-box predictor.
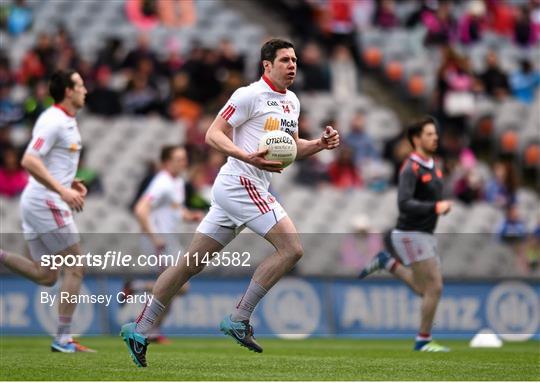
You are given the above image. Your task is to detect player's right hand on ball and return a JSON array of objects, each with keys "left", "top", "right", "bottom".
[
  {"left": 435, "top": 200, "right": 452, "bottom": 215},
  {"left": 248, "top": 149, "right": 283, "bottom": 173},
  {"left": 60, "top": 187, "right": 85, "bottom": 212}
]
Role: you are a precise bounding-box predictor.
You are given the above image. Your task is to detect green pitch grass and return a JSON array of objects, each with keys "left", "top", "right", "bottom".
[{"left": 1, "top": 337, "right": 538, "bottom": 380}]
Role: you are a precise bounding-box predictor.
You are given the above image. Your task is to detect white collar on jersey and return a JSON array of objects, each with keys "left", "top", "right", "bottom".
[{"left": 410, "top": 152, "right": 434, "bottom": 169}]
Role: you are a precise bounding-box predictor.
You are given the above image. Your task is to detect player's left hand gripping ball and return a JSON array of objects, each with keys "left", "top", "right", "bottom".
[{"left": 321, "top": 126, "right": 339, "bottom": 149}]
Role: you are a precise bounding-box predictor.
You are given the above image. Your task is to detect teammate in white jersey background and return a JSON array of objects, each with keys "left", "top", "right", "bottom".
[
  {"left": 121, "top": 38, "right": 340, "bottom": 367},
  {"left": 0, "top": 70, "right": 94, "bottom": 353},
  {"left": 127, "top": 145, "right": 201, "bottom": 343}
]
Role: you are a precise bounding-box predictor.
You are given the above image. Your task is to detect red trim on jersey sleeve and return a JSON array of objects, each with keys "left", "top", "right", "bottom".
[
  {"left": 220, "top": 105, "right": 236, "bottom": 121},
  {"left": 32, "top": 137, "right": 45, "bottom": 151},
  {"left": 262, "top": 75, "right": 286, "bottom": 94}
]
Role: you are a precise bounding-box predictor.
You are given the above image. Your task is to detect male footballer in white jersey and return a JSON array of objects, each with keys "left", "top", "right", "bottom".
[
  {"left": 121, "top": 38, "right": 340, "bottom": 367},
  {"left": 0, "top": 70, "right": 94, "bottom": 352},
  {"left": 129, "top": 145, "right": 201, "bottom": 343}
]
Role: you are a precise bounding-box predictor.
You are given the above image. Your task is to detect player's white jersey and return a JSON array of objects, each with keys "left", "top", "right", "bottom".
[
  {"left": 142, "top": 170, "right": 186, "bottom": 233},
  {"left": 218, "top": 75, "right": 300, "bottom": 189},
  {"left": 24, "top": 105, "right": 82, "bottom": 197}
]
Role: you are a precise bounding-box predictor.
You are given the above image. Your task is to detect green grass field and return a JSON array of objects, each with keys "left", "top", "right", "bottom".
[{"left": 0, "top": 337, "right": 538, "bottom": 380}]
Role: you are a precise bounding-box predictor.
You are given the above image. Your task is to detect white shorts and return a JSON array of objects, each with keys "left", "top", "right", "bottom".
[
  {"left": 21, "top": 191, "right": 75, "bottom": 240},
  {"left": 27, "top": 222, "right": 80, "bottom": 261},
  {"left": 197, "top": 175, "right": 287, "bottom": 245},
  {"left": 391, "top": 230, "right": 439, "bottom": 266}
]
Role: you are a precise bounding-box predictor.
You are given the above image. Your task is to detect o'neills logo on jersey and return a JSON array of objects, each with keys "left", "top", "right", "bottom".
[
  {"left": 264, "top": 117, "right": 298, "bottom": 131},
  {"left": 265, "top": 136, "right": 294, "bottom": 145}
]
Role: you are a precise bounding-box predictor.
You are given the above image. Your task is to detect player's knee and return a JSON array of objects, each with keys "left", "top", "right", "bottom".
[
  {"left": 286, "top": 244, "right": 304, "bottom": 263},
  {"left": 429, "top": 280, "right": 443, "bottom": 297}
]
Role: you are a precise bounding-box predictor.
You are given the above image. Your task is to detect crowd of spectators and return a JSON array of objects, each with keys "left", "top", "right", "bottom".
[{"left": 0, "top": 0, "right": 538, "bottom": 274}]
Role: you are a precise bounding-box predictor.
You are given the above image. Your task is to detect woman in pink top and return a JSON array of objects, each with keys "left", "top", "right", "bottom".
[{"left": 0, "top": 146, "right": 28, "bottom": 197}]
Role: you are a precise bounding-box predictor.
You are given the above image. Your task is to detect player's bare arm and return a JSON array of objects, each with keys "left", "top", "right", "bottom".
[
  {"left": 21, "top": 153, "right": 85, "bottom": 212},
  {"left": 206, "top": 116, "right": 283, "bottom": 172},
  {"left": 294, "top": 126, "right": 340, "bottom": 159},
  {"left": 134, "top": 196, "right": 165, "bottom": 250}
]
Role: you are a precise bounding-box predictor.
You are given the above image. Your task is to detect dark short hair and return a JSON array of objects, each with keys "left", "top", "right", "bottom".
[
  {"left": 261, "top": 38, "right": 294, "bottom": 64},
  {"left": 406, "top": 116, "right": 437, "bottom": 148},
  {"left": 160, "top": 145, "right": 184, "bottom": 163},
  {"left": 49, "top": 69, "right": 77, "bottom": 103}
]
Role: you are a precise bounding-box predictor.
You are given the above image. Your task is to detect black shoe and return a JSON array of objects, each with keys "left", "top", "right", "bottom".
[{"left": 219, "top": 315, "right": 263, "bottom": 353}]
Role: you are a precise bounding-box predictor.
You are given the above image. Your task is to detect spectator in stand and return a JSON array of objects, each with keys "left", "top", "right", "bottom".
[
  {"left": 86, "top": 66, "right": 122, "bottom": 116},
  {"left": 33, "top": 32, "right": 57, "bottom": 77},
  {"left": 18, "top": 35, "right": 48, "bottom": 85},
  {"left": 477, "top": 50, "right": 510, "bottom": 100},
  {"left": 373, "top": 0, "right": 399, "bottom": 29},
  {"left": 458, "top": 0, "right": 487, "bottom": 45},
  {"left": 0, "top": 145, "right": 28, "bottom": 198},
  {"left": 485, "top": 0, "right": 515, "bottom": 37},
  {"left": 24, "top": 79, "right": 53, "bottom": 123},
  {"left": 328, "top": 146, "right": 362, "bottom": 189},
  {"left": 0, "top": 82, "right": 23, "bottom": 126},
  {"left": 436, "top": 48, "right": 475, "bottom": 135},
  {"left": 95, "top": 37, "right": 126, "bottom": 72},
  {"left": 422, "top": 0, "right": 457, "bottom": 46},
  {"left": 0, "top": 54, "right": 23, "bottom": 126},
  {"left": 298, "top": 41, "right": 331, "bottom": 92},
  {"left": 3, "top": 0, "right": 32, "bottom": 36},
  {"left": 162, "top": 37, "right": 184, "bottom": 77},
  {"left": 122, "top": 33, "right": 160, "bottom": 74},
  {"left": 454, "top": 166, "right": 484, "bottom": 205},
  {"left": 0, "top": 52, "right": 14, "bottom": 88},
  {"left": 122, "top": 73, "right": 162, "bottom": 115},
  {"left": 123, "top": 54, "right": 163, "bottom": 115},
  {"left": 167, "top": 71, "right": 202, "bottom": 123},
  {"left": 125, "top": 0, "right": 159, "bottom": 30},
  {"left": 330, "top": 44, "right": 358, "bottom": 101},
  {"left": 485, "top": 160, "right": 518, "bottom": 208},
  {"left": 532, "top": 0, "right": 540, "bottom": 36},
  {"left": 217, "top": 38, "right": 245, "bottom": 76},
  {"left": 497, "top": 203, "right": 530, "bottom": 274},
  {"left": 181, "top": 43, "right": 222, "bottom": 104},
  {"left": 325, "top": 0, "right": 362, "bottom": 68},
  {"left": 452, "top": 148, "right": 484, "bottom": 205},
  {"left": 345, "top": 110, "right": 379, "bottom": 165},
  {"left": 513, "top": 4, "right": 539, "bottom": 47},
  {"left": 510, "top": 59, "right": 540, "bottom": 104}
]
